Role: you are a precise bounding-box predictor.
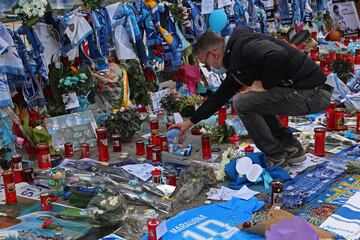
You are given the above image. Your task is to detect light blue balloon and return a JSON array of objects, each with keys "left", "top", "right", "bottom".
[{"left": 208, "top": 9, "right": 228, "bottom": 33}]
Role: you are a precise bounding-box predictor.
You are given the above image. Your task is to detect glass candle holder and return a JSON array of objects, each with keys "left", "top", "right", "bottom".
[
  {"left": 146, "top": 144, "right": 154, "bottom": 161},
  {"left": 2, "top": 170, "right": 17, "bottom": 204},
  {"left": 136, "top": 141, "right": 145, "bottom": 155},
  {"left": 150, "top": 120, "right": 159, "bottom": 135},
  {"left": 166, "top": 172, "right": 177, "bottom": 186},
  {"left": 201, "top": 135, "right": 212, "bottom": 160},
  {"left": 244, "top": 144, "right": 254, "bottom": 153},
  {"left": 218, "top": 106, "right": 227, "bottom": 126},
  {"left": 152, "top": 147, "right": 162, "bottom": 164},
  {"left": 228, "top": 135, "right": 240, "bottom": 149},
  {"left": 356, "top": 49, "right": 360, "bottom": 64},
  {"left": 335, "top": 108, "right": 345, "bottom": 131},
  {"left": 112, "top": 134, "right": 122, "bottom": 152},
  {"left": 159, "top": 135, "right": 168, "bottom": 152},
  {"left": 64, "top": 142, "right": 74, "bottom": 158},
  {"left": 96, "top": 127, "right": 110, "bottom": 162},
  {"left": 151, "top": 134, "right": 161, "bottom": 147},
  {"left": 357, "top": 110, "right": 360, "bottom": 134},
  {"left": 314, "top": 127, "right": 326, "bottom": 157},
  {"left": 151, "top": 168, "right": 161, "bottom": 184},
  {"left": 80, "top": 143, "right": 90, "bottom": 158},
  {"left": 37, "top": 144, "right": 52, "bottom": 169},
  {"left": 326, "top": 101, "right": 336, "bottom": 131}
]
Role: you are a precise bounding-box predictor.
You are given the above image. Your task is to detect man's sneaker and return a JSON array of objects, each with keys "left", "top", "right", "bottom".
[
  {"left": 267, "top": 155, "right": 288, "bottom": 168},
  {"left": 285, "top": 144, "right": 306, "bottom": 165}
]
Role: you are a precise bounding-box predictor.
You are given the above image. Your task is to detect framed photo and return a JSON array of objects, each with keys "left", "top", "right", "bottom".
[{"left": 330, "top": 1, "right": 360, "bottom": 35}]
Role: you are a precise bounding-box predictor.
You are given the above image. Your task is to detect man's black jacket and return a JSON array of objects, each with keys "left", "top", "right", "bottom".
[{"left": 190, "top": 26, "right": 326, "bottom": 124}]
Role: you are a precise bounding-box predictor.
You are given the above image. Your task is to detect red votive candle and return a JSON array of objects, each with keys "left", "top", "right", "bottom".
[
  {"left": 151, "top": 134, "right": 161, "bottom": 147},
  {"left": 150, "top": 120, "right": 159, "bottom": 135},
  {"left": 80, "top": 143, "right": 90, "bottom": 158},
  {"left": 152, "top": 147, "right": 162, "bottom": 163},
  {"left": 244, "top": 144, "right": 254, "bottom": 153},
  {"left": 112, "top": 134, "right": 122, "bottom": 152},
  {"left": 166, "top": 172, "right": 177, "bottom": 186},
  {"left": 11, "top": 154, "right": 23, "bottom": 183},
  {"left": 37, "top": 144, "right": 52, "bottom": 169},
  {"left": 218, "top": 106, "right": 227, "bottom": 125},
  {"left": 136, "top": 140, "right": 145, "bottom": 155},
  {"left": 356, "top": 110, "right": 360, "bottom": 134},
  {"left": 326, "top": 101, "right": 336, "bottom": 131},
  {"left": 201, "top": 135, "right": 212, "bottom": 160},
  {"left": 64, "top": 142, "right": 74, "bottom": 158},
  {"left": 229, "top": 135, "right": 240, "bottom": 149},
  {"left": 314, "top": 127, "right": 326, "bottom": 157},
  {"left": 2, "top": 170, "right": 17, "bottom": 204},
  {"left": 335, "top": 108, "right": 345, "bottom": 131},
  {"left": 159, "top": 135, "right": 169, "bottom": 152},
  {"left": 146, "top": 144, "right": 154, "bottom": 160},
  {"left": 279, "top": 115, "right": 288, "bottom": 128},
  {"left": 151, "top": 168, "right": 161, "bottom": 184},
  {"left": 147, "top": 219, "right": 160, "bottom": 240},
  {"left": 96, "top": 127, "right": 110, "bottom": 162},
  {"left": 355, "top": 49, "right": 360, "bottom": 64}
]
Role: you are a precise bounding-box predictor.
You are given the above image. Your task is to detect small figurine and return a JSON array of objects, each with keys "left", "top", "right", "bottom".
[{"left": 48, "top": 168, "right": 65, "bottom": 196}]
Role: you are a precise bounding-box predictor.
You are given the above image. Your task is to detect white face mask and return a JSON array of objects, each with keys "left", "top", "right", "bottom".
[{"left": 211, "top": 66, "right": 227, "bottom": 76}]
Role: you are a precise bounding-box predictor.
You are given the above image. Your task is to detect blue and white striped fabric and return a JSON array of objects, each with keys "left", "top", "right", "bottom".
[{"left": 320, "top": 191, "right": 360, "bottom": 240}]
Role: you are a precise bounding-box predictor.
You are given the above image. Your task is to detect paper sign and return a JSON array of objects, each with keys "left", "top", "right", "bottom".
[
  {"left": 234, "top": 185, "right": 259, "bottom": 200},
  {"left": 201, "top": 0, "right": 214, "bottom": 14},
  {"left": 173, "top": 112, "right": 183, "bottom": 124},
  {"left": 151, "top": 89, "right": 170, "bottom": 112},
  {"left": 287, "top": 153, "right": 327, "bottom": 178},
  {"left": 62, "top": 92, "right": 80, "bottom": 110},
  {"left": 156, "top": 220, "right": 168, "bottom": 239}
]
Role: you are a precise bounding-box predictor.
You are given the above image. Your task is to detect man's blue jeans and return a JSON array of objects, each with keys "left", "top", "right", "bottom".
[{"left": 233, "top": 86, "right": 332, "bottom": 159}]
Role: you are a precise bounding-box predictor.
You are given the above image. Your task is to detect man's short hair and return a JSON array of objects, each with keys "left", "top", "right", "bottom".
[
  {"left": 193, "top": 31, "right": 225, "bottom": 55},
  {"left": 333, "top": 5, "right": 339, "bottom": 12}
]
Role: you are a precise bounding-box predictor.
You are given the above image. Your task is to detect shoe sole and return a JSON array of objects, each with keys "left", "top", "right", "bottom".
[
  {"left": 287, "top": 155, "right": 307, "bottom": 165},
  {"left": 268, "top": 158, "right": 288, "bottom": 168}
]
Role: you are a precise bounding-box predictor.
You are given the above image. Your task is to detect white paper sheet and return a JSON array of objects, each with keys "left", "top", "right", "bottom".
[{"left": 121, "top": 164, "right": 164, "bottom": 181}]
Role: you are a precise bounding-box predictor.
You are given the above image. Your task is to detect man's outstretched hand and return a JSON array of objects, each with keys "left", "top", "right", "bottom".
[{"left": 168, "top": 120, "right": 194, "bottom": 143}]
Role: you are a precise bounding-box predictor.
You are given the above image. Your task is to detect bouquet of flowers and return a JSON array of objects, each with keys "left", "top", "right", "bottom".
[
  {"left": 104, "top": 108, "right": 143, "bottom": 142},
  {"left": 160, "top": 93, "right": 202, "bottom": 116},
  {"left": 59, "top": 73, "right": 89, "bottom": 96},
  {"left": 192, "top": 123, "right": 231, "bottom": 144},
  {"left": 14, "top": 0, "right": 51, "bottom": 27}
]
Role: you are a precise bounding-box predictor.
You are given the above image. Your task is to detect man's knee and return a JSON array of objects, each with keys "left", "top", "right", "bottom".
[{"left": 233, "top": 94, "right": 251, "bottom": 113}]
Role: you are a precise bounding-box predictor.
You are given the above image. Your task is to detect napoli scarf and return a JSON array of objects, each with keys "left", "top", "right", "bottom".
[{"left": 12, "top": 31, "right": 46, "bottom": 108}]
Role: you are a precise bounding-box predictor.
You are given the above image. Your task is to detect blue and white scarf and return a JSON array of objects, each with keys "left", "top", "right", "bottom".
[
  {"left": 12, "top": 31, "right": 46, "bottom": 108},
  {"left": 320, "top": 191, "right": 360, "bottom": 239}
]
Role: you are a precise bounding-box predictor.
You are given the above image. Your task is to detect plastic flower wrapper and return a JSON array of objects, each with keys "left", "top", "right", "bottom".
[
  {"left": 87, "top": 189, "right": 128, "bottom": 227},
  {"left": 171, "top": 163, "right": 217, "bottom": 205},
  {"left": 120, "top": 189, "right": 173, "bottom": 214},
  {"left": 240, "top": 206, "right": 334, "bottom": 239},
  {"left": 265, "top": 216, "right": 319, "bottom": 240}
]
